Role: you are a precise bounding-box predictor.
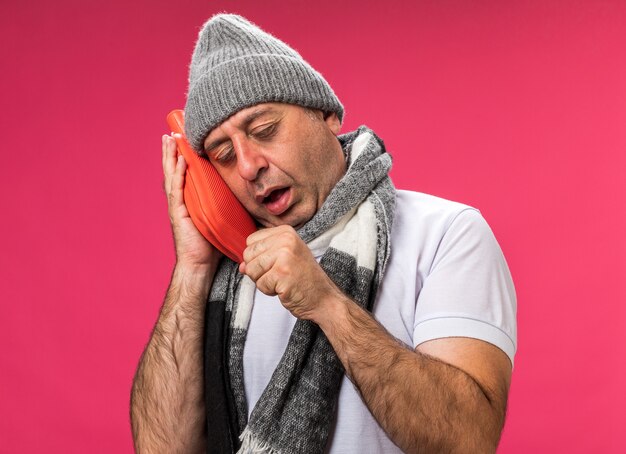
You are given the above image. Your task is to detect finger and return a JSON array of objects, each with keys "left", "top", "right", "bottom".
[
  {"left": 242, "top": 250, "right": 277, "bottom": 283},
  {"left": 243, "top": 236, "right": 273, "bottom": 264},
  {"left": 161, "top": 135, "right": 168, "bottom": 171},
  {"left": 246, "top": 224, "right": 294, "bottom": 245},
  {"left": 255, "top": 270, "right": 279, "bottom": 297},
  {"left": 244, "top": 226, "right": 298, "bottom": 264},
  {"left": 161, "top": 134, "right": 176, "bottom": 164},
  {"left": 164, "top": 135, "right": 181, "bottom": 202},
  {"left": 161, "top": 136, "right": 168, "bottom": 194},
  {"left": 169, "top": 154, "right": 187, "bottom": 208},
  {"left": 163, "top": 134, "right": 178, "bottom": 181},
  {"left": 162, "top": 135, "right": 175, "bottom": 195}
]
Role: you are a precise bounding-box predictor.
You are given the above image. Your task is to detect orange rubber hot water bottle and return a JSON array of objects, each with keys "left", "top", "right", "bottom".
[{"left": 166, "top": 110, "right": 257, "bottom": 263}]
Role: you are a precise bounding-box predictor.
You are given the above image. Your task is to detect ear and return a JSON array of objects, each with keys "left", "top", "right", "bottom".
[{"left": 324, "top": 112, "right": 342, "bottom": 135}]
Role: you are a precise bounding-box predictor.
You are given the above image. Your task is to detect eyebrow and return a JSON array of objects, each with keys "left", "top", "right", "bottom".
[{"left": 203, "top": 107, "right": 278, "bottom": 154}]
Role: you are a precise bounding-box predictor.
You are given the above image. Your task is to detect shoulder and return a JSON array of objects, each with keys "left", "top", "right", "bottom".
[
  {"left": 395, "top": 189, "right": 479, "bottom": 223},
  {"left": 392, "top": 190, "right": 487, "bottom": 248},
  {"left": 385, "top": 190, "right": 517, "bottom": 365},
  {"left": 391, "top": 190, "right": 509, "bottom": 274}
]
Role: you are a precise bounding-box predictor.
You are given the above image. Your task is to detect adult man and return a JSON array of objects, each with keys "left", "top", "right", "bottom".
[{"left": 131, "top": 13, "right": 516, "bottom": 454}]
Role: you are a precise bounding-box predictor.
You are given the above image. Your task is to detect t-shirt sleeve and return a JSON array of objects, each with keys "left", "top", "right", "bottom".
[{"left": 413, "top": 208, "right": 517, "bottom": 365}]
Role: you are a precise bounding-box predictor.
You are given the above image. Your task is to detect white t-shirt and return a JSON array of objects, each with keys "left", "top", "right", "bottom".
[{"left": 243, "top": 190, "right": 517, "bottom": 453}]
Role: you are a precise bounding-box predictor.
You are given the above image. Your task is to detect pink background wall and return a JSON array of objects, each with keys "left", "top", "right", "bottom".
[{"left": 1, "top": 1, "right": 624, "bottom": 452}]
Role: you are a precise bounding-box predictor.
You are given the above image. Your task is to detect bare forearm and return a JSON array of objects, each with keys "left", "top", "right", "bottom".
[
  {"left": 131, "top": 264, "right": 215, "bottom": 453},
  {"left": 317, "top": 296, "right": 504, "bottom": 453}
]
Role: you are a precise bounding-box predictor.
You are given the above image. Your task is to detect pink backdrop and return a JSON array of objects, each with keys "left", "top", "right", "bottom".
[{"left": 1, "top": 1, "right": 624, "bottom": 452}]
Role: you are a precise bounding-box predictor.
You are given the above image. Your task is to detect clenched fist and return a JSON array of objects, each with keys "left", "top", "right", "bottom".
[{"left": 239, "top": 225, "right": 344, "bottom": 321}]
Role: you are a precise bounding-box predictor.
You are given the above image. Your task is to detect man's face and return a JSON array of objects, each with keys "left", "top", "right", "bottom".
[{"left": 202, "top": 103, "right": 345, "bottom": 229}]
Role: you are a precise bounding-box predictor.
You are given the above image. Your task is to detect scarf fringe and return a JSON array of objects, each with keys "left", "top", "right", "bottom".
[{"left": 237, "top": 427, "right": 281, "bottom": 454}]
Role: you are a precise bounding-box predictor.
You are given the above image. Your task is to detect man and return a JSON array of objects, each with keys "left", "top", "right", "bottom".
[{"left": 131, "top": 14, "right": 516, "bottom": 454}]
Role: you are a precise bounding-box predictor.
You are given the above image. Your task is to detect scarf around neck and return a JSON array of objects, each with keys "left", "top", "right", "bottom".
[{"left": 204, "top": 126, "right": 396, "bottom": 453}]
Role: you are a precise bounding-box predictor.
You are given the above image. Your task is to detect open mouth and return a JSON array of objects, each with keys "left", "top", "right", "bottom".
[
  {"left": 262, "top": 187, "right": 291, "bottom": 215},
  {"left": 263, "top": 187, "right": 288, "bottom": 204}
]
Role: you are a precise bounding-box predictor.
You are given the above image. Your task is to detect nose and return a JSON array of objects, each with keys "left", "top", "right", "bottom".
[{"left": 232, "top": 136, "right": 268, "bottom": 181}]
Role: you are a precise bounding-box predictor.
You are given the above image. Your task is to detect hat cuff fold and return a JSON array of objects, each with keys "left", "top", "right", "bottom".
[{"left": 184, "top": 54, "right": 344, "bottom": 152}]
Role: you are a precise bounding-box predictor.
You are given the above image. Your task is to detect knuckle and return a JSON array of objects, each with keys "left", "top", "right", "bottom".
[
  {"left": 246, "top": 260, "right": 262, "bottom": 281},
  {"left": 278, "top": 260, "right": 292, "bottom": 276},
  {"left": 252, "top": 271, "right": 265, "bottom": 284},
  {"left": 251, "top": 240, "right": 262, "bottom": 255},
  {"left": 256, "top": 274, "right": 268, "bottom": 290},
  {"left": 257, "top": 254, "right": 269, "bottom": 271},
  {"left": 262, "top": 274, "right": 278, "bottom": 295},
  {"left": 279, "top": 231, "right": 295, "bottom": 246}
]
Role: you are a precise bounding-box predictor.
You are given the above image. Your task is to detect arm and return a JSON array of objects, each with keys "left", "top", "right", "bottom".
[
  {"left": 316, "top": 294, "right": 511, "bottom": 453},
  {"left": 130, "top": 134, "right": 221, "bottom": 453},
  {"left": 130, "top": 264, "right": 215, "bottom": 453},
  {"left": 240, "top": 225, "right": 512, "bottom": 453}
]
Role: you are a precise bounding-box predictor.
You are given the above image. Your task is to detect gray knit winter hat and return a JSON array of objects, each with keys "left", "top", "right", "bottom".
[{"left": 183, "top": 14, "right": 344, "bottom": 152}]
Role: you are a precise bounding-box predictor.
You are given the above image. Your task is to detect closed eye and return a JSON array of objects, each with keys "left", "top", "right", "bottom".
[
  {"left": 251, "top": 123, "right": 277, "bottom": 140},
  {"left": 212, "top": 144, "right": 235, "bottom": 164}
]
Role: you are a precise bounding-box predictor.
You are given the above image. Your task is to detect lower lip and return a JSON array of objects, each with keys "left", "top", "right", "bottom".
[{"left": 264, "top": 188, "right": 292, "bottom": 216}]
